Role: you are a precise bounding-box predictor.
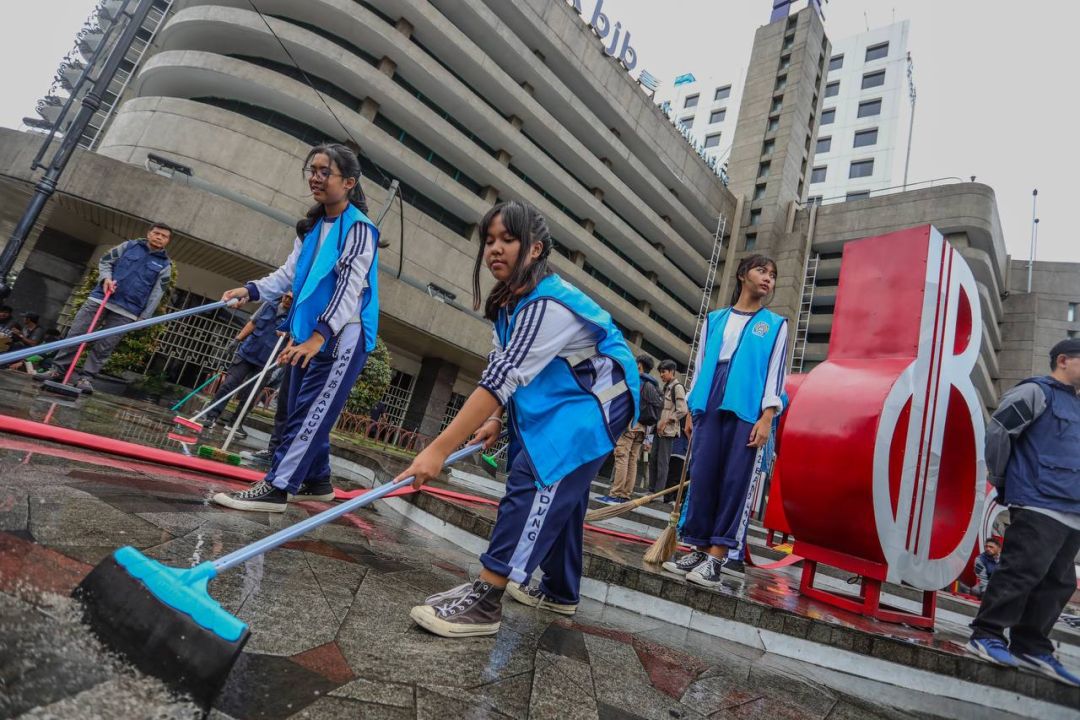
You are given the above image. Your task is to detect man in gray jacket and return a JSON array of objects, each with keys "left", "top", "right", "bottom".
[
  {"left": 967, "top": 338, "right": 1080, "bottom": 686},
  {"left": 35, "top": 222, "right": 173, "bottom": 393}
]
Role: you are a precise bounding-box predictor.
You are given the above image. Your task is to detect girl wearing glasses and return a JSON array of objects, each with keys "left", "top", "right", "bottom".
[
  {"left": 213, "top": 143, "right": 380, "bottom": 512},
  {"left": 398, "top": 200, "right": 640, "bottom": 638}
]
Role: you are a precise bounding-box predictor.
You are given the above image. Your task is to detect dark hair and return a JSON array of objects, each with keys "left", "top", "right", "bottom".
[
  {"left": 635, "top": 354, "right": 655, "bottom": 373},
  {"left": 658, "top": 359, "right": 677, "bottom": 373},
  {"left": 473, "top": 200, "right": 553, "bottom": 321},
  {"left": 985, "top": 538, "right": 1001, "bottom": 547},
  {"left": 0, "top": 305, "right": 10, "bottom": 313},
  {"left": 296, "top": 143, "right": 370, "bottom": 237},
  {"left": 1048, "top": 338, "right": 1080, "bottom": 370},
  {"left": 23, "top": 312, "right": 39, "bottom": 323},
  {"left": 149, "top": 221, "right": 173, "bottom": 237},
  {"left": 730, "top": 253, "right": 778, "bottom": 306}
]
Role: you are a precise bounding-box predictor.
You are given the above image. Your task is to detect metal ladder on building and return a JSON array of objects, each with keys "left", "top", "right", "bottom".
[
  {"left": 685, "top": 214, "right": 727, "bottom": 382},
  {"left": 790, "top": 252, "right": 819, "bottom": 374}
]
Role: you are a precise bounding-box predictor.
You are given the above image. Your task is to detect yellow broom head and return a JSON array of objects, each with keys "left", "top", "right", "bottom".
[{"left": 643, "top": 523, "right": 678, "bottom": 565}]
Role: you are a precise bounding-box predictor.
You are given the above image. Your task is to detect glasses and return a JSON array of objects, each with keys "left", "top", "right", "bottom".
[{"left": 303, "top": 166, "right": 343, "bottom": 181}]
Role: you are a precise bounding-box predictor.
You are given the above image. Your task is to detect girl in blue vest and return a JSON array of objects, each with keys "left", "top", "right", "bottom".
[
  {"left": 399, "top": 200, "right": 640, "bottom": 638},
  {"left": 663, "top": 255, "right": 788, "bottom": 588},
  {"left": 212, "top": 143, "right": 380, "bottom": 513}
]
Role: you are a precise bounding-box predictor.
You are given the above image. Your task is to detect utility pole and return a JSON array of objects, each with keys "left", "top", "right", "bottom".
[
  {"left": 902, "top": 52, "right": 916, "bottom": 190},
  {"left": 0, "top": 0, "right": 156, "bottom": 301},
  {"left": 1026, "top": 189, "right": 1039, "bottom": 294}
]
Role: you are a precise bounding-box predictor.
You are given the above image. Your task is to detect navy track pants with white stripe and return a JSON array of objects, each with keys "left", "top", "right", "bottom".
[
  {"left": 265, "top": 323, "right": 368, "bottom": 494},
  {"left": 681, "top": 360, "right": 758, "bottom": 549},
  {"left": 481, "top": 393, "right": 632, "bottom": 605}
]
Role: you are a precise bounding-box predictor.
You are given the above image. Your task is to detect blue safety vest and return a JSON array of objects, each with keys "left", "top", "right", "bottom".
[
  {"left": 90, "top": 240, "right": 171, "bottom": 316},
  {"left": 1004, "top": 376, "right": 1080, "bottom": 514},
  {"left": 237, "top": 302, "right": 285, "bottom": 366},
  {"left": 290, "top": 203, "right": 379, "bottom": 353},
  {"left": 496, "top": 274, "right": 640, "bottom": 489},
  {"left": 687, "top": 307, "right": 788, "bottom": 424}
]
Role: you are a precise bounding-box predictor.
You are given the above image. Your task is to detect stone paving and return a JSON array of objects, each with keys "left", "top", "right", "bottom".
[
  {"left": 1, "top": 431, "right": 1009, "bottom": 720},
  {"left": 0, "top": 373, "right": 1063, "bottom": 718}
]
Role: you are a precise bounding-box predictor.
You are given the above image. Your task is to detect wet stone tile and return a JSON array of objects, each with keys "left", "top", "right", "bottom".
[
  {"left": 329, "top": 677, "right": 415, "bottom": 708},
  {"left": 538, "top": 622, "right": 590, "bottom": 663},
  {"left": 213, "top": 651, "right": 338, "bottom": 720},
  {"left": 290, "top": 695, "right": 413, "bottom": 719}
]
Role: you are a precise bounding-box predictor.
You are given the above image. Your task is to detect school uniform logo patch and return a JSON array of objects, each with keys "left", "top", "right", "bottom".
[{"left": 752, "top": 321, "right": 770, "bottom": 337}]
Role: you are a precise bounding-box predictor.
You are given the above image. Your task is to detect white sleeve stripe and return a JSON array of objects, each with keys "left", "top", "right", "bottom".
[
  {"left": 482, "top": 301, "right": 545, "bottom": 392},
  {"left": 319, "top": 225, "right": 368, "bottom": 325}
]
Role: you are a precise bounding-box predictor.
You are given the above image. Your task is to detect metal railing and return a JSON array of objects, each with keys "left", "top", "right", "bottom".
[
  {"left": 801, "top": 176, "right": 968, "bottom": 210},
  {"left": 335, "top": 411, "right": 432, "bottom": 453}
]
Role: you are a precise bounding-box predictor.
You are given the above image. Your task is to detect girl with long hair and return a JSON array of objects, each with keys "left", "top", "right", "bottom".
[
  {"left": 212, "top": 142, "right": 379, "bottom": 512},
  {"left": 662, "top": 254, "right": 788, "bottom": 586},
  {"left": 399, "top": 199, "right": 640, "bottom": 638}
]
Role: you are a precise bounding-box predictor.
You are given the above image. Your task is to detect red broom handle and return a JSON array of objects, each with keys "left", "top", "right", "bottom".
[{"left": 60, "top": 287, "right": 113, "bottom": 385}]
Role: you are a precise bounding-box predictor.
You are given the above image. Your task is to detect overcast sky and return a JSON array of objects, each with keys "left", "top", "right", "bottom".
[{"left": 0, "top": 1, "right": 1075, "bottom": 263}]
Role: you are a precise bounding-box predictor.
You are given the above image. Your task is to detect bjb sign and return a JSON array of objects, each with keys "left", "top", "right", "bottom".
[{"left": 565, "top": 0, "right": 638, "bottom": 71}]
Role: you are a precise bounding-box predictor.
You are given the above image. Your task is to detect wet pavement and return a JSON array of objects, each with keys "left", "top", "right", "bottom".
[{"left": 0, "top": 372, "right": 1063, "bottom": 718}]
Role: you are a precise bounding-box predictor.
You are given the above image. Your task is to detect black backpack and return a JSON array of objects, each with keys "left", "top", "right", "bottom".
[{"left": 638, "top": 378, "right": 664, "bottom": 427}]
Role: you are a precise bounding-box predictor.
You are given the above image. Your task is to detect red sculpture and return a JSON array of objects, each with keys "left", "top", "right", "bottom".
[{"left": 775, "top": 225, "right": 985, "bottom": 628}]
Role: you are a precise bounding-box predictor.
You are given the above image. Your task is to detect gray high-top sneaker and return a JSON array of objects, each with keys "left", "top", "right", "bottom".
[
  {"left": 506, "top": 582, "right": 577, "bottom": 615},
  {"left": 410, "top": 579, "right": 504, "bottom": 638}
]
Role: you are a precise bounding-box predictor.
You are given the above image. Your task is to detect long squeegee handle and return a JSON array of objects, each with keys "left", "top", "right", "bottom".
[
  {"left": 212, "top": 441, "right": 486, "bottom": 573},
  {"left": 0, "top": 299, "right": 239, "bottom": 366}
]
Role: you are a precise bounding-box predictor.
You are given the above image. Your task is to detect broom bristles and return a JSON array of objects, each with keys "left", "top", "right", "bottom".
[
  {"left": 643, "top": 523, "right": 679, "bottom": 565},
  {"left": 585, "top": 481, "right": 686, "bottom": 522}
]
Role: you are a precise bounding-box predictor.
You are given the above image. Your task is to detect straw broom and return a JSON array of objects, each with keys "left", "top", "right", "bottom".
[
  {"left": 585, "top": 479, "right": 688, "bottom": 522},
  {"left": 643, "top": 433, "right": 693, "bottom": 565}
]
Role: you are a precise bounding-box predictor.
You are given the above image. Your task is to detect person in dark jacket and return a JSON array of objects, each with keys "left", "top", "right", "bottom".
[
  {"left": 967, "top": 338, "right": 1080, "bottom": 686},
  {"left": 971, "top": 538, "right": 1001, "bottom": 597},
  {"left": 204, "top": 293, "right": 292, "bottom": 431},
  {"left": 34, "top": 223, "right": 173, "bottom": 393}
]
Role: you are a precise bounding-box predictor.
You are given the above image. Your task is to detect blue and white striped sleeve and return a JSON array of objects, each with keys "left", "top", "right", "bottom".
[
  {"left": 248, "top": 237, "right": 302, "bottom": 303},
  {"left": 478, "top": 300, "right": 585, "bottom": 406},
  {"left": 762, "top": 320, "right": 789, "bottom": 412},
  {"left": 313, "top": 223, "right": 375, "bottom": 340}
]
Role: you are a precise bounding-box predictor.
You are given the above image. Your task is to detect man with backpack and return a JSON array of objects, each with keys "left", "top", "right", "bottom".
[
  {"left": 597, "top": 354, "right": 662, "bottom": 504},
  {"left": 649, "top": 359, "right": 688, "bottom": 498}
]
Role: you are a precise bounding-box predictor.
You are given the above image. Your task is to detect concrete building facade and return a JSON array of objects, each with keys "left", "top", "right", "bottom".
[{"left": 3, "top": 0, "right": 734, "bottom": 435}]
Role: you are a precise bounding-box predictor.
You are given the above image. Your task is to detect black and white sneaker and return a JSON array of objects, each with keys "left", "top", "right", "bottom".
[
  {"left": 662, "top": 550, "right": 708, "bottom": 576},
  {"left": 686, "top": 557, "right": 727, "bottom": 588},
  {"left": 410, "top": 579, "right": 504, "bottom": 638},
  {"left": 212, "top": 481, "right": 288, "bottom": 512},
  {"left": 292, "top": 479, "right": 335, "bottom": 502},
  {"left": 722, "top": 559, "right": 746, "bottom": 578},
  {"left": 33, "top": 368, "right": 62, "bottom": 383},
  {"left": 506, "top": 582, "right": 577, "bottom": 615}
]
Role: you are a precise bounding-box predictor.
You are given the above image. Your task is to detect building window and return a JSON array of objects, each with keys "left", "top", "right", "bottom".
[
  {"left": 810, "top": 166, "right": 827, "bottom": 183},
  {"left": 749, "top": 209, "right": 762, "bottom": 226},
  {"left": 767, "top": 116, "right": 780, "bottom": 132},
  {"left": 779, "top": 54, "right": 791, "bottom": 71},
  {"left": 857, "top": 99, "right": 882, "bottom": 118},
  {"left": 816, "top": 136, "right": 832, "bottom": 153},
  {"left": 849, "top": 159, "right": 874, "bottom": 178},
  {"left": 714, "top": 85, "right": 731, "bottom": 101},
  {"left": 782, "top": 34, "right": 795, "bottom": 50},
  {"left": 1070, "top": 330, "right": 1079, "bottom": 339},
  {"left": 829, "top": 54, "right": 844, "bottom": 71},
  {"left": 709, "top": 108, "right": 726, "bottom": 123},
  {"left": 775, "top": 75, "right": 787, "bottom": 91},
  {"left": 680, "top": 115, "right": 694, "bottom": 129},
  {"left": 1069, "top": 302, "right": 1078, "bottom": 322},
  {"left": 846, "top": 191, "right": 871, "bottom": 201},
  {"left": 684, "top": 93, "right": 699, "bottom": 108},
  {"left": 825, "top": 81, "right": 839, "bottom": 98},
  {"left": 745, "top": 233, "right": 757, "bottom": 251},
  {"left": 770, "top": 96, "right": 784, "bottom": 113},
  {"left": 758, "top": 161, "right": 770, "bottom": 179},
  {"left": 704, "top": 133, "right": 721, "bottom": 148},
  {"left": 865, "top": 42, "right": 889, "bottom": 62},
  {"left": 761, "top": 138, "right": 775, "bottom": 156},
  {"left": 862, "top": 70, "right": 886, "bottom": 89},
  {"left": 853, "top": 128, "right": 878, "bottom": 147},
  {"left": 753, "top": 183, "right": 767, "bottom": 200},
  {"left": 821, "top": 108, "right": 835, "bottom": 125},
  {"left": 807, "top": 195, "right": 822, "bottom": 206}
]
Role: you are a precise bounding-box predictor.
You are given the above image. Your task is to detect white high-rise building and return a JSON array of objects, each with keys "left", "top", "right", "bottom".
[{"left": 656, "top": 19, "right": 913, "bottom": 204}]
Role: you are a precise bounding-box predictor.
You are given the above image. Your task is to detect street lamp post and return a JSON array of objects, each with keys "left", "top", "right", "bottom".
[
  {"left": 1026, "top": 189, "right": 1038, "bottom": 294},
  {"left": 0, "top": 0, "right": 156, "bottom": 301}
]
